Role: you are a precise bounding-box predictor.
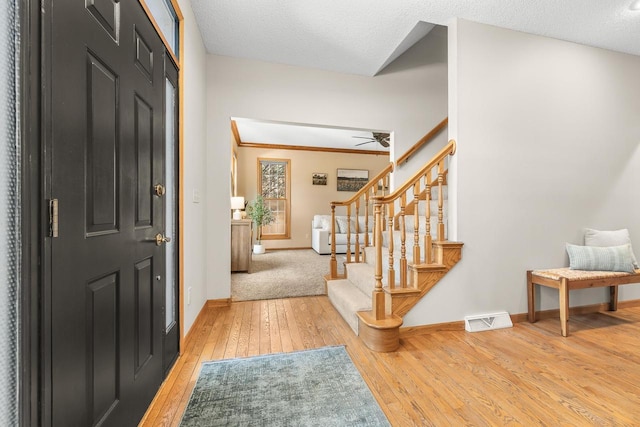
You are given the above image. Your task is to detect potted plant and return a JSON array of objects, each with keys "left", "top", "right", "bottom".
[{"left": 246, "top": 194, "right": 275, "bottom": 254}]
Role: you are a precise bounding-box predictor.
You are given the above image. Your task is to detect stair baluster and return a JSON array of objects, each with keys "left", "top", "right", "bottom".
[
  {"left": 425, "top": 170, "right": 432, "bottom": 264},
  {"left": 364, "top": 191, "right": 370, "bottom": 249},
  {"left": 437, "top": 161, "right": 445, "bottom": 241},
  {"left": 354, "top": 199, "right": 361, "bottom": 263},
  {"left": 387, "top": 202, "right": 395, "bottom": 289},
  {"left": 399, "top": 194, "right": 407, "bottom": 288},
  {"left": 345, "top": 205, "right": 352, "bottom": 264},
  {"left": 412, "top": 182, "right": 421, "bottom": 266},
  {"left": 373, "top": 202, "right": 385, "bottom": 320}
]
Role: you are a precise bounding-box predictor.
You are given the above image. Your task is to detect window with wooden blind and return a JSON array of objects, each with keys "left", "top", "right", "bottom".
[{"left": 258, "top": 158, "right": 291, "bottom": 239}]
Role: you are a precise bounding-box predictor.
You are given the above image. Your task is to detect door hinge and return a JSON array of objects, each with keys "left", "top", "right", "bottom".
[{"left": 49, "top": 199, "right": 59, "bottom": 238}]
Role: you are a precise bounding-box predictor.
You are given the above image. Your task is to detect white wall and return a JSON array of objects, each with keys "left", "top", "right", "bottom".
[
  {"left": 206, "top": 27, "right": 449, "bottom": 299},
  {"left": 177, "top": 0, "right": 208, "bottom": 335},
  {"left": 405, "top": 19, "right": 640, "bottom": 326},
  {"left": 389, "top": 25, "right": 449, "bottom": 187}
]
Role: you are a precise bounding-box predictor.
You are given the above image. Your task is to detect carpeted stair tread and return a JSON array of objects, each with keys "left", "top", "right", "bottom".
[{"left": 327, "top": 279, "right": 371, "bottom": 334}]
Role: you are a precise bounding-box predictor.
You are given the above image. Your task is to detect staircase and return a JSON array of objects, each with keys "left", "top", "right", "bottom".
[
  {"left": 328, "top": 241, "right": 462, "bottom": 331},
  {"left": 325, "top": 126, "right": 463, "bottom": 352}
]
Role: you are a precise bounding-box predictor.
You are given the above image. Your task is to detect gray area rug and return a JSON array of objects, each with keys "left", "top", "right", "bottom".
[
  {"left": 231, "top": 249, "right": 329, "bottom": 301},
  {"left": 180, "top": 346, "right": 390, "bottom": 427}
]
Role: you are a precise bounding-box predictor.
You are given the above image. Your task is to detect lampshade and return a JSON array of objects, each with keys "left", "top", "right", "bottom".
[
  {"left": 231, "top": 196, "right": 245, "bottom": 220},
  {"left": 230, "top": 196, "right": 245, "bottom": 210},
  {"left": 632, "top": 0, "right": 640, "bottom": 10}
]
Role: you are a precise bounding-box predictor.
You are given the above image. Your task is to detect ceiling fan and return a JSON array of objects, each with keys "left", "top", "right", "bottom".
[{"left": 352, "top": 132, "right": 390, "bottom": 148}]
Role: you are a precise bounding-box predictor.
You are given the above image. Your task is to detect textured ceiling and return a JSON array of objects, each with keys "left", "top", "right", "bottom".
[{"left": 191, "top": 0, "right": 640, "bottom": 76}]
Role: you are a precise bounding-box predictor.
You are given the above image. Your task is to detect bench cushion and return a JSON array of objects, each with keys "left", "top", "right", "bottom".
[{"left": 532, "top": 267, "right": 640, "bottom": 281}]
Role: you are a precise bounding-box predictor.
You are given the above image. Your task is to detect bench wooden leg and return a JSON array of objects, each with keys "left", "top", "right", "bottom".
[
  {"left": 609, "top": 285, "right": 619, "bottom": 311},
  {"left": 559, "top": 277, "right": 569, "bottom": 337},
  {"left": 527, "top": 270, "right": 536, "bottom": 323}
]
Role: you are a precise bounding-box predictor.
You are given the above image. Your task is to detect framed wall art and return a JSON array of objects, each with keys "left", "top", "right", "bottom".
[
  {"left": 337, "top": 168, "right": 369, "bottom": 192},
  {"left": 312, "top": 172, "right": 327, "bottom": 185}
]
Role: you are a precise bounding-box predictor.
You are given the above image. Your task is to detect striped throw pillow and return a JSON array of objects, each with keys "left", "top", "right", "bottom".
[
  {"left": 566, "top": 243, "right": 635, "bottom": 273},
  {"left": 584, "top": 228, "right": 639, "bottom": 269}
]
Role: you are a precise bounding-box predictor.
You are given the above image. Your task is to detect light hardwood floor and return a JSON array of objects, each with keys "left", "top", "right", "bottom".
[{"left": 141, "top": 296, "right": 640, "bottom": 426}]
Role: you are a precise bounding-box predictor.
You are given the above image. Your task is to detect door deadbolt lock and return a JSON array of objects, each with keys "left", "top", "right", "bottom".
[
  {"left": 154, "top": 184, "right": 166, "bottom": 197},
  {"left": 155, "top": 233, "right": 172, "bottom": 246}
]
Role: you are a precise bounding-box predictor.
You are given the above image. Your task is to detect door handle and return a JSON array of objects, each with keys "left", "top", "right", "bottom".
[
  {"left": 155, "top": 233, "right": 172, "bottom": 246},
  {"left": 154, "top": 184, "right": 166, "bottom": 197}
]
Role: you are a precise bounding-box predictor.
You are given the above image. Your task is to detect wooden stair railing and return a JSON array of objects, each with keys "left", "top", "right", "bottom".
[
  {"left": 328, "top": 163, "right": 394, "bottom": 279},
  {"left": 395, "top": 117, "right": 448, "bottom": 166},
  {"left": 357, "top": 139, "right": 462, "bottom": 352},
  {"left": 326, "top": 118, "right": 448, "bottom": 281}
]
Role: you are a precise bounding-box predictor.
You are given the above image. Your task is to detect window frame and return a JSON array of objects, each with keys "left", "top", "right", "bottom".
[
  {"left": 257, "top": 158, "right": 291, "bottom": 240},
  {"left": 139, "top": 0, "right": 182, "bottom": 64}
]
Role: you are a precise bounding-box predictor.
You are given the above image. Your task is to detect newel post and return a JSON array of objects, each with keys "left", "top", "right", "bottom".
[
  {"left": 437, "top": 161, "right": 445, "bottom": 241},
  {"left": 372, "top": 200, "right": 385, "bottom": 320}
]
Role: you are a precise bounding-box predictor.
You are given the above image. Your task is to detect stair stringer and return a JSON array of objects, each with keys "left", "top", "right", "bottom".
[{"left": 386, "top": 241, "right": 463, "bottom": 318}]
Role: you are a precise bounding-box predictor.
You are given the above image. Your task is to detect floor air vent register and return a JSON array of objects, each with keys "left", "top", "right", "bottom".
[{"left": 464, "top": 312, "right": 513, "bottom": 332}]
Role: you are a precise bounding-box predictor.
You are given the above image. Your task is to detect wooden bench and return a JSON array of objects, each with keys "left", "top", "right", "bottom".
[{"left": 527, "top": 268, "right": 640, "bottom": 336}]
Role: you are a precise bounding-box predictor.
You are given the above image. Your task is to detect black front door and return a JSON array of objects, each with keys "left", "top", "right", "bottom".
[{"left": 46, "top": 1, "right": 169, "bottom": 425}]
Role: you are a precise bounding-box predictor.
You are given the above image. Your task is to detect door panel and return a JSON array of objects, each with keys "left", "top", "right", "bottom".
[
  {"left": 134, "top": 95, "right": 154, "bottom": 228},
  {"left": 86, "top": 53, "right": 119, "bottom": 236},
  {"left": 47, "top": 0, "right": 168, "bottom": 425},
  {"left": 87, "top": 273, "right": 119, "bottom": 423},
  {"left": 135, "top": 31, "right": 154, "bottom": 81},
  {"left": 86, "top": 0, "right": 120, "bottom": 42},
  {"left": 134, "top": 258, "right": 154, "bottom": 374}
]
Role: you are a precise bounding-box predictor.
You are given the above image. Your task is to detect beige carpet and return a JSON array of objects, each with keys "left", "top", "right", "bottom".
[{"left": 231, "top": 249, "right": 330, "bottom": 301}]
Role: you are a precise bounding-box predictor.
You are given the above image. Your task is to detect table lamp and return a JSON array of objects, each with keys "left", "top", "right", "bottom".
[{"left": 231, "top": 196, "right": 245, "bottom": 220}]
